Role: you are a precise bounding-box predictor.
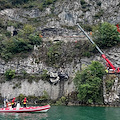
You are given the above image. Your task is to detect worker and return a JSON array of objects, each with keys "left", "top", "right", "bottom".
[
  {"left": 11, "top": 97, "right": 16, "bottom": 108},
  {"left": 105, "top": 69, "right": 108, "bottom": 73},
  {"left": 6, "top": 101, "right": 11, "bottom": 108},
  {"left": 22, "top": 97, "right": 28, "bottom": 107}
]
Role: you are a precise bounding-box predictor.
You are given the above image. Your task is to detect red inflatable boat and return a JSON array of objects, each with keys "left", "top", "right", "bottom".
[{"left": 0, "top": 105, "right": 50, "bottom": 113}]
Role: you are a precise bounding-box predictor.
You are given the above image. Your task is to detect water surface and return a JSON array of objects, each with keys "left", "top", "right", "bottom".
[{"left": 0, "top": 106, "right": 120, "bottom": 120}]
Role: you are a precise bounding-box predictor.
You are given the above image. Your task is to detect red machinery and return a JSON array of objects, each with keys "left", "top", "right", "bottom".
[
  {"left": 77, "top": 24, "right": 120, "bottom": 73},
  {"left": 116, "top": 24, "right": 120, "bottom": 33}
]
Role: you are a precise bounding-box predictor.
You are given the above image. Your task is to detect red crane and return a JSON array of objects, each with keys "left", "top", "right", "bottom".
[
  {"left": 116, "top": 24, "right": 120, "bottom": 33},
  {"left": 77, "top": 24, "right": 120, "bottom": 73}
]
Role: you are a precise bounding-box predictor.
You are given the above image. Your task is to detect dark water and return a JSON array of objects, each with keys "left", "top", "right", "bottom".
[{"left": 0, "top": 106, "right": 120, "bottom": 120}]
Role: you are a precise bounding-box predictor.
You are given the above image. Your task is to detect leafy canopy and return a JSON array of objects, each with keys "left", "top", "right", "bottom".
[
  {"left": 74, "top": 61, "right": 105, "bottom": 104},
  {"left": 92, "top": 22, "right": 120, "bottom": 48}
]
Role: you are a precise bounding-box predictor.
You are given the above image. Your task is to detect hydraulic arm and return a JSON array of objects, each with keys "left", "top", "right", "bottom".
[{"left": 77, "top": 23, "right": 120, "bottom": 73}]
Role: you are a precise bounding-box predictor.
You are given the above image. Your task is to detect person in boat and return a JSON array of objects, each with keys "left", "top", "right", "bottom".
[
  {"left": 11, "top": 97, "right": 16, "bottom": 108},
  {"left": 22, "top": 97, "right": 28, "bottom": 107},
  {"left": 6, "top": 99, "right": 11, "bottom": 108},
  {"left": 16, "top": 101, "right": 21, "bottom": 109},
  {"left": 3, "top": 97, "right": 7, "bottom": 108},
  {"left": 6, "top": 101, "right": 11, "bottom": 108}
]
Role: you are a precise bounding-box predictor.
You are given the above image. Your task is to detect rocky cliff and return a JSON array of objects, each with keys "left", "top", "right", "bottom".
[{"left": 0, "top": 0, "right": 120, "bottom": 104}]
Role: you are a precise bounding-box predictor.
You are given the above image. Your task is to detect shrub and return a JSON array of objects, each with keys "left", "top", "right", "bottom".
[
  {"left": 41, "top": 70, "right": 50, "bottom": 81},
  {"left": 94, "top": 10, "right": 104, "bottom": 19},
  {"left": 92, "top": 22, "right": 120, "bottom": 48},
  {"left": 97, "top": 1, "right": 101, "bottom": 6},
  {"left": 55, "top": 96, "right": 67, "bottom": 105},
  {"left": 45, "top": 0, "right": 53, "bottom": 5},
  {"left": 28, "top": 75, "right": 35, "bottom": 84},
  {"left": 23, "top": 24, "right": 35, "bottom": 35},
  {"left": 46, "top": 42, "right": 61, "bottom": 66},
  {"left": 39, "top": 91, "right": 49, "bottom": 100},
  {"left": 80, "top": 0, "right": 86, "bottom": 5},
  {"left": 17, "top": 94, "right": 26, "bottom": 102},
  {"left": 4, "top": 69, "right": 15, "bottom": 80},
  {"left": 28, "top": 34, "right": 42, "bottom": 45}
]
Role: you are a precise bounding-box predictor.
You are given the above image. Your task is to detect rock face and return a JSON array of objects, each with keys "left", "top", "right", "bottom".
[
  {"left": 0, "top": 45, "right": 120, "bottom": 102},
  {"left": 0, "top": 78, "right": 75, "bottom": 100},
  {"left": 103, "top": 75, "right": 120, "bottom": 105},
  {"left": 0, "top": 0, "right": 120, "bottom": 27},
  {"left": 0, "top": 0, "right": 120, "bottom": 104}
]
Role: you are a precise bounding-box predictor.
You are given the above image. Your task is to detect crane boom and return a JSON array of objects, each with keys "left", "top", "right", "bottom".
[
  {"left": 77, "top": 23, "right": 117, "bottom": 72},
  {"left": 77, "top": 24, "right": 104, "bottom": 54}
]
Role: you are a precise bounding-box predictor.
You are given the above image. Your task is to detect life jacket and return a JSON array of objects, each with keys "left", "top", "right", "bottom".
[
  {"left": 12, "top": 98, "right": 15, "bottom": 105},
  {"left": 23, "top": 98, "right": 28, "bottom": 104},
  {"left": 23, "top": 100, "right": 26, "bottom": 104}
]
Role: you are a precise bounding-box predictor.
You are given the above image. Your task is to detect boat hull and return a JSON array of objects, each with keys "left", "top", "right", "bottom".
[{"left": 0, "top": 105, "right": 50, "bottom": 113}]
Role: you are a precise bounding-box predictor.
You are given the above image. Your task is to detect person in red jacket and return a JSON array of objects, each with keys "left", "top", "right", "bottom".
[
  {"left": 22, "top": 97, "right": 28, "bottom": 107},
  {"left": 11, "top": 97, "right": 16, "bottom": 108}
]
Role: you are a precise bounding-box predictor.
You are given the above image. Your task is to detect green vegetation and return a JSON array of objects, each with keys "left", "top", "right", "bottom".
[
  {"left": 74, "top": 61, "right": 105, "bottom": 104},
  {"left": 92, "top": 22, "right": 120, "bottom": 48},
  {"left": 17, "top": 92, "right": 49, "bottom": 104},
  {"left": 46, "top": 42, "right": 61, "bottom": 66},
  {"left": 96, "top": 1, "right": 102, "bottom": 6},
  {"left": 0, "top": 22, "right": 42, "bottom": 61},
  {"left": 105, "top": 74, "right": 116, "bottom": 94},
  {"left": 80, "top": 0, "right": 90, "bottom": 12},
  {"left": 43, "top": 41, "right": 95, "bottom": 67},
  {"left": 17, "top": 94, "right": 26, "bottom": 102},
  {"left": 40, "top": 70, "right": 50, "bottom": 81},
  {"left": 0, "top": 0, "right": 58, "bottom": 10},
  {"left": 4, "top": 69, "right": 15, "bottom": 80},
  {"left": 80, "top": 0, "right": 86, "bottom": 5},
  {"left": 93, "top": 9, "right": 104, "bottom": 19},
  {"left": 55, "top": 96, "right": 67, "bottom": 105},
  {"left": 39, "top": 90, "right": 49, "bottom": 100},
  {"left": 13, "top": 82, "right": 21, "bottom": 89}
]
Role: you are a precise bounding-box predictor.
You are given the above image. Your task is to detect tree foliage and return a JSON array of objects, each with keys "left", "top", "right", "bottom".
[
  {"left": 92, "top": 22, "right": 120, "bottom": 48},
  {"left": 74, "top": 61, "right": 105, "bottom": 104}
]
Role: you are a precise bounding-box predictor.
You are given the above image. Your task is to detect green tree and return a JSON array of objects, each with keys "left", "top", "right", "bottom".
[
  {"left": 92, "top": 22, "right": 120, "bottom": 48},
  {"left": 74, "top": 61, "right": 105, "bottom": 104}
]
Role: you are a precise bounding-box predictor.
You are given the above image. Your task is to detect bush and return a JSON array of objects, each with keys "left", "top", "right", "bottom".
[
  {"left": 94, "top": 10, "right": 104, "bottom": 19},
  {"left": 80, "top": 0, "right": 86, "bottom": 5},
  {"left": 17, "top": 94, "right": 26, "bottom": 102},
  {"left": 0, "top": 37, "right": 33, "bottom": 60},
  {"left": 39, "top": 91, "right": 49, "bottom": 100},
  {"left": 92, "top": 22, "right": 120, "bottom": 48},
  {"left": 41, "top": 70, "right": 50, "bottom": 81},
  {"left": 28, "top": 34, "right": 42, "bottom": 45},
  {"left": 23, "top": 24, "right": 35, "bottom": 35},
  {"left": 4, "top": 69, "right": 15, "bottom": 80},
  {"left": 46, "top": 42, "right": 61, "bottom": 66},
  {"left": 55, "top": 96, "right": 66, "bottom": 105}
]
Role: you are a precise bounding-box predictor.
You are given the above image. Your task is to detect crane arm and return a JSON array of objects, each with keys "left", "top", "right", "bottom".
[{"left": 77, "top": 23, "right": 116, "bottom": 70}]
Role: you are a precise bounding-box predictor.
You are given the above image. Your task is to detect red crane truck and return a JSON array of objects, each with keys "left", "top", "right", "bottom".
[{"left": 77, "top": 24, "right": 120, "bottom": 73}]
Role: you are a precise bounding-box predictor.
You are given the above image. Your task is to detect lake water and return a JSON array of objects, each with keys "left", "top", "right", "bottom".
[{"left": 0, "top": 105, "right": 120, "bottom": 120}]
